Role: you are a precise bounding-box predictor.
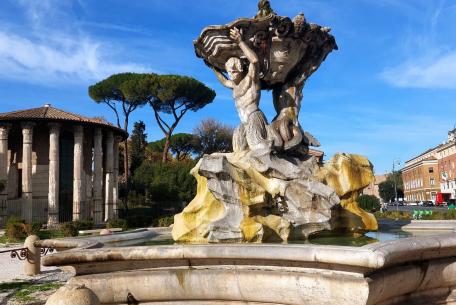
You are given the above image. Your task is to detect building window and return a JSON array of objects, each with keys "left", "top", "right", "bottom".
[
  {"left": 430, "top": 178, "right": 435, "bottom": 186},
  {"left": 429, "top": 167, "right": 434, "bottom": 173}
]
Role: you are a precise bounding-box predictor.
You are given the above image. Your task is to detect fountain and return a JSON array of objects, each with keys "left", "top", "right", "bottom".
[
  {"left": 43, "top": 2, "right": 456, "bottom": 305},
  {"left": 172, "top": 0, "right": 376, "bottom": 243}
]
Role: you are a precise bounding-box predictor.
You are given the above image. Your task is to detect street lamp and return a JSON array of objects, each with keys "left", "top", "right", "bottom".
[{"left": 393, "top": 159, "right": 401, "bottom": 212}]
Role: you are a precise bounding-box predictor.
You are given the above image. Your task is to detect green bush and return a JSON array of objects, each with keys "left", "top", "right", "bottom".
[
  {"left": 59, "top": 222, "right": 78, "bottom": 237},
  {"left": 58, "top": 220, "right": 93, "bottom": 237},
  {"left": 107, "top": 219, "right": 128, "bottom": 231},
  {"left": 158, "top": 216, "right": 174, "bottom": 227},
  {"left": 374, "top": 211, "right": 412, "bottom": 220},
  {"left": 5, "top": 217, "right": 42, "bottom": 240},
  {"left": 357, "top": 195, "right": 381, "bottom": 212},
  {"left": 133, "top": 160, "right": 197, "bottom": 211},
  {"left": 6, "top": 216, "right": 27, "bottom": 240},
  {"left": 24, "top": 222, "right": 42, "bottom": 236},
  {"left": 71, "top": 220, "right": 94, "bottom": 231}
]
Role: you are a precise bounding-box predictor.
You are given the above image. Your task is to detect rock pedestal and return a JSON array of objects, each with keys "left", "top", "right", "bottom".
[
  {"left": 173, "top": 1, "right": 377, "bottom": 243},
  {"left": 173, "top": 152, "right": 374, "bottom": 243}
]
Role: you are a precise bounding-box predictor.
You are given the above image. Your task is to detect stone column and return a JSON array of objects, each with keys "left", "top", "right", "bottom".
[
  {"left": 0, "top": 124, "right": 10, "bottom": 226},
  {"left": 47, "top": 123, "right": 60, "bottom": 227},
  {"left": 93, "top": 128, "right": 103, "bottom": 224},
  {"left": 104, "top": 131, "right": 114, "bottom": 221},
  {"left": 112, "top": 136, "right": 120, "bottom": 219},
  {"left": 73, "top": 125, "right": 84, "bottom": 221},
  {"left": 21, "top": 122, "right": 34, "bottom": 223}
]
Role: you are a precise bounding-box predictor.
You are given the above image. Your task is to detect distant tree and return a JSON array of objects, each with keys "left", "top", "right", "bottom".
[
  {"left": 88, "top": 73, "right": 151, "bottom": 182},
  {"left": 193, "top": 118, "right": 233, "bottom": 157},
  {"left": 121, "top": 74, "right": 216, "bottom": 163},
  {"left": 146, "top": 139, "right": 169, "bottom": 162},
  {"left": 129, "top": 121, "right": 148, "bottom": 174},
  {"left": 169, "top": 133, "right": 198, "bottom": 161},
  {"left": 379, "top": 180, "right": 395, "bottom": 203},
  {"left": 357, "top": 194, "right": 381, "bottom": 212},
  {"left": 379, "top": 172, "right": 404, "bottom": 203},
  {"left": 146, "top": 133, "right": 197, "bottom": 161},
  {"left": 388, "top": 171, "right": 404, "bottom": 193}
]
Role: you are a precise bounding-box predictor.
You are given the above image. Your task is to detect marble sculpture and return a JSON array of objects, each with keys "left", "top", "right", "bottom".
[{"left": 172, "top": 1, "right": 377, "bottom": 243}]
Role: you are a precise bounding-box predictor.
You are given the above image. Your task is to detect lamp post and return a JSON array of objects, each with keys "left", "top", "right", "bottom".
[{"left": 393, "top": 159, "right": 401, "bottom": 212}]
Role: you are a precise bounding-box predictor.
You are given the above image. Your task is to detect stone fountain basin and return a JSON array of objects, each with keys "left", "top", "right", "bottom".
[{"left": 41, "top": 233, "right": 456, "bottom": 305}]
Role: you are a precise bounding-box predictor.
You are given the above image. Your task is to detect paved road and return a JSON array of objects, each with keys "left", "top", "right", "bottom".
[{"left": 384, "top": 205, "right": 452, "bottom": 212}]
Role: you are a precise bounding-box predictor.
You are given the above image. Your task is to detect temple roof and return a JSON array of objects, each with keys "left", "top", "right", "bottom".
[{"left": 0, "top": 104, "right": 127, "bottom": 137}]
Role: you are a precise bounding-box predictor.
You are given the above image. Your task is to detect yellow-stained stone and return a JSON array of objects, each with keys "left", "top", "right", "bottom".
[
  {"left": 171, "top": 159, "right": 225, "bottom": 243},
  {"left": 253, "top": 215, "right": 291, "bottom": 242},
  {"left": 240, "top": 217, "right": 263, "bottom": 242},
  {"left": 319, "top": 153, "right": 378, "bottom": 231},
  {"left": 173, "top": 152, "right": 377, "bottom": 243}
]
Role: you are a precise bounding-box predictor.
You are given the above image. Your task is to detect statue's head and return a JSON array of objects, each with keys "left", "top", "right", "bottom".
[
  {"left": 258, "top": 0, "right": 271, "bottom": 11},
  {"left": 225, "top": 57, "right": 244, "bottom": 84}
]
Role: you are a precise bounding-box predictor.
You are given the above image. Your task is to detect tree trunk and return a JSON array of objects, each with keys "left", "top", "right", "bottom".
[
  {"left": 123, "top": 139, "right": 129, "bottom": 181},
  {"left": 123, "top": 117, "right": 129, "bottom": 182},
  {"left": 162, "top": 132, "right": 171, "bottom": 163}
]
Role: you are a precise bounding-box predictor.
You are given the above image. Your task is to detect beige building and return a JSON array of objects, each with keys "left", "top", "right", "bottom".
[
  {"left": 436, "top": 130, "right": 456, "bottom": 201},
  {"left": 402, "top": 157, "right": 439, "bottom": 202},
  {"left": 363, "top": 174, "right": 387, "bottom": 199},
  {"left": 402, "top": 129, "right": 456, "bottom": 203},
  {"left": 0, "top": 105, "right": 126, "bottom": 227}
]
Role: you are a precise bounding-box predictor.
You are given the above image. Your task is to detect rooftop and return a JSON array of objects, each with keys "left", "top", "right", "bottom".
[{"left": 0, "top": 105, "right": 127, "bottom": 137}]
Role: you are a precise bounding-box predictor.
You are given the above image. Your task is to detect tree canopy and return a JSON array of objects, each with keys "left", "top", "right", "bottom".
[
  {"left": 147, "top": 133, "right": 197, "bottom": 161},
  {"left": 193, "top": 118, "right": 233, "bottom": 157},
  {"left": 88, "top": 73, "right": 150, "bottom": 129},
  {"left": 121, "top": 74, "right": 216, "bottom": 162},
  {"left": 88, "top": 73, "right": 152, "bottom": 181},
  {"left": 130, "top": 121, "right": 148, "bottom": 174}
]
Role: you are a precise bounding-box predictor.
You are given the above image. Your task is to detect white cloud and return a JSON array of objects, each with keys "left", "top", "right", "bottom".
[
  {"left": 0, "top": 0, "right": 150, "bottom": 85},
  {"left": 0, "top": 31, "right": 148, "bottom": 85},
  {"left": 380, "top": 51, "right": 456, "bottom": 89}
]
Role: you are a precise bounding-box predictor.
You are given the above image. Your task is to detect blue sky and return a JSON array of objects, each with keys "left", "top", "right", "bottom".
[{"left": 0, "top": 0, "right": 455, "bottom": 174}]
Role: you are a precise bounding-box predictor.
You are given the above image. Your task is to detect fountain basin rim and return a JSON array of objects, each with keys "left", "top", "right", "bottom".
[{"left": 42, "top": 232, "right": 456, "bottom": 271}]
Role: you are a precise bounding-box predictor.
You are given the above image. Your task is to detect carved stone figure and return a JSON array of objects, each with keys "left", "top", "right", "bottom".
[
  {"left": 255, "top": 0, "right": 275, "bottom": 19},
  {"left": 172, "top": 1, "right": 376, "bottom": 243},
  {"left": 212, "top": 28, "right": 271, "bottom": 154}
]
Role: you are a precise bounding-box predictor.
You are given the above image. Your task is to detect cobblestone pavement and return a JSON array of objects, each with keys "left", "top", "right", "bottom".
[{"left": 0, "top": 243, "right": 72, "bottom": 305}]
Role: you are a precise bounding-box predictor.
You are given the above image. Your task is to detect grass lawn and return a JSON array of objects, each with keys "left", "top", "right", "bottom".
[{"left": 0, "top": 281, "right": 62, "bottom": 304}]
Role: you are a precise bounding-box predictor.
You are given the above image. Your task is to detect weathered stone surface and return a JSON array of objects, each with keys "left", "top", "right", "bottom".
[
  {"left": 46, "top": 284, "right": 100, "bottom": 305},
  {"left": 173, "top": 151, "right": 376, "bottom": 243},
  {"left": 172, "top": 1, "right": 376, "bottom": 243},
  {"left": 318, "top": 153, "right": 378, "bottom": 232},
  {"left": 41, "top": 233, "right": 456, "bottom": 305}
]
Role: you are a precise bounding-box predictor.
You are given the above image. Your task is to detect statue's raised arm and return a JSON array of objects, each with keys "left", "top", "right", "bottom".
[
  {"left": 212, "top": 67, "right": 234, "bottom": 89},
  {"left": 229, "top": 27, "right": 259, "bottom": 80}
]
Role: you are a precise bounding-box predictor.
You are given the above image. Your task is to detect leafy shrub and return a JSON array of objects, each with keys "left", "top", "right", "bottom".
[
  {"left": 59, "top": 222, "right": 78, "bottom": 237},
  {"left": 357, "top": 195, "right": 381, "bottom": 212},
  {"left": 71, "top": 220, "right": 94, "bottom": 231},
  {"left": 24, "top": 222, "right": 42, "bottom": 236},
  {"left": 107, "top": 219, "right": 128, "bottom": 231},
  {"left": 6, "top": 217, "right": 27, "bottom": 240},
  {"left": 59, "top": 220, "right": 93, "bottom": 237},
  {"left": 158, "top": 216, "right": 174, "bottom": 227},
  {"left": 5, "top": 217, "right": 42, "bottom": 240},
  {"left": 374, "top": 211, "right": 412, "bottom": 220},
  {"left": 133, "top": 160, "right": 197, "bottom": 211}
]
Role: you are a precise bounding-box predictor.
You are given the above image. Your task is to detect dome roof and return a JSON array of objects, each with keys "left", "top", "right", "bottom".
[{"left": 0, "top": 105, "right": 127, "bottom": 138}]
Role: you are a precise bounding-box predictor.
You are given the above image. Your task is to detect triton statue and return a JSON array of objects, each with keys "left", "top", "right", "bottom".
[
  {"left": 172, "top": 1, "right": 376, "bottom": 243},
  {"left": 212, "top": 27, "right": 270, "bottom": 154}
]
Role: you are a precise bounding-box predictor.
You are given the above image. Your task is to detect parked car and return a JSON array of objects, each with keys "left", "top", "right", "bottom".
[
  {"left": 423, "top": 201, "right": 434, "bottom": 207},
  {"left": 408, "top": 201, "right": 418, "bottom": 206}
]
